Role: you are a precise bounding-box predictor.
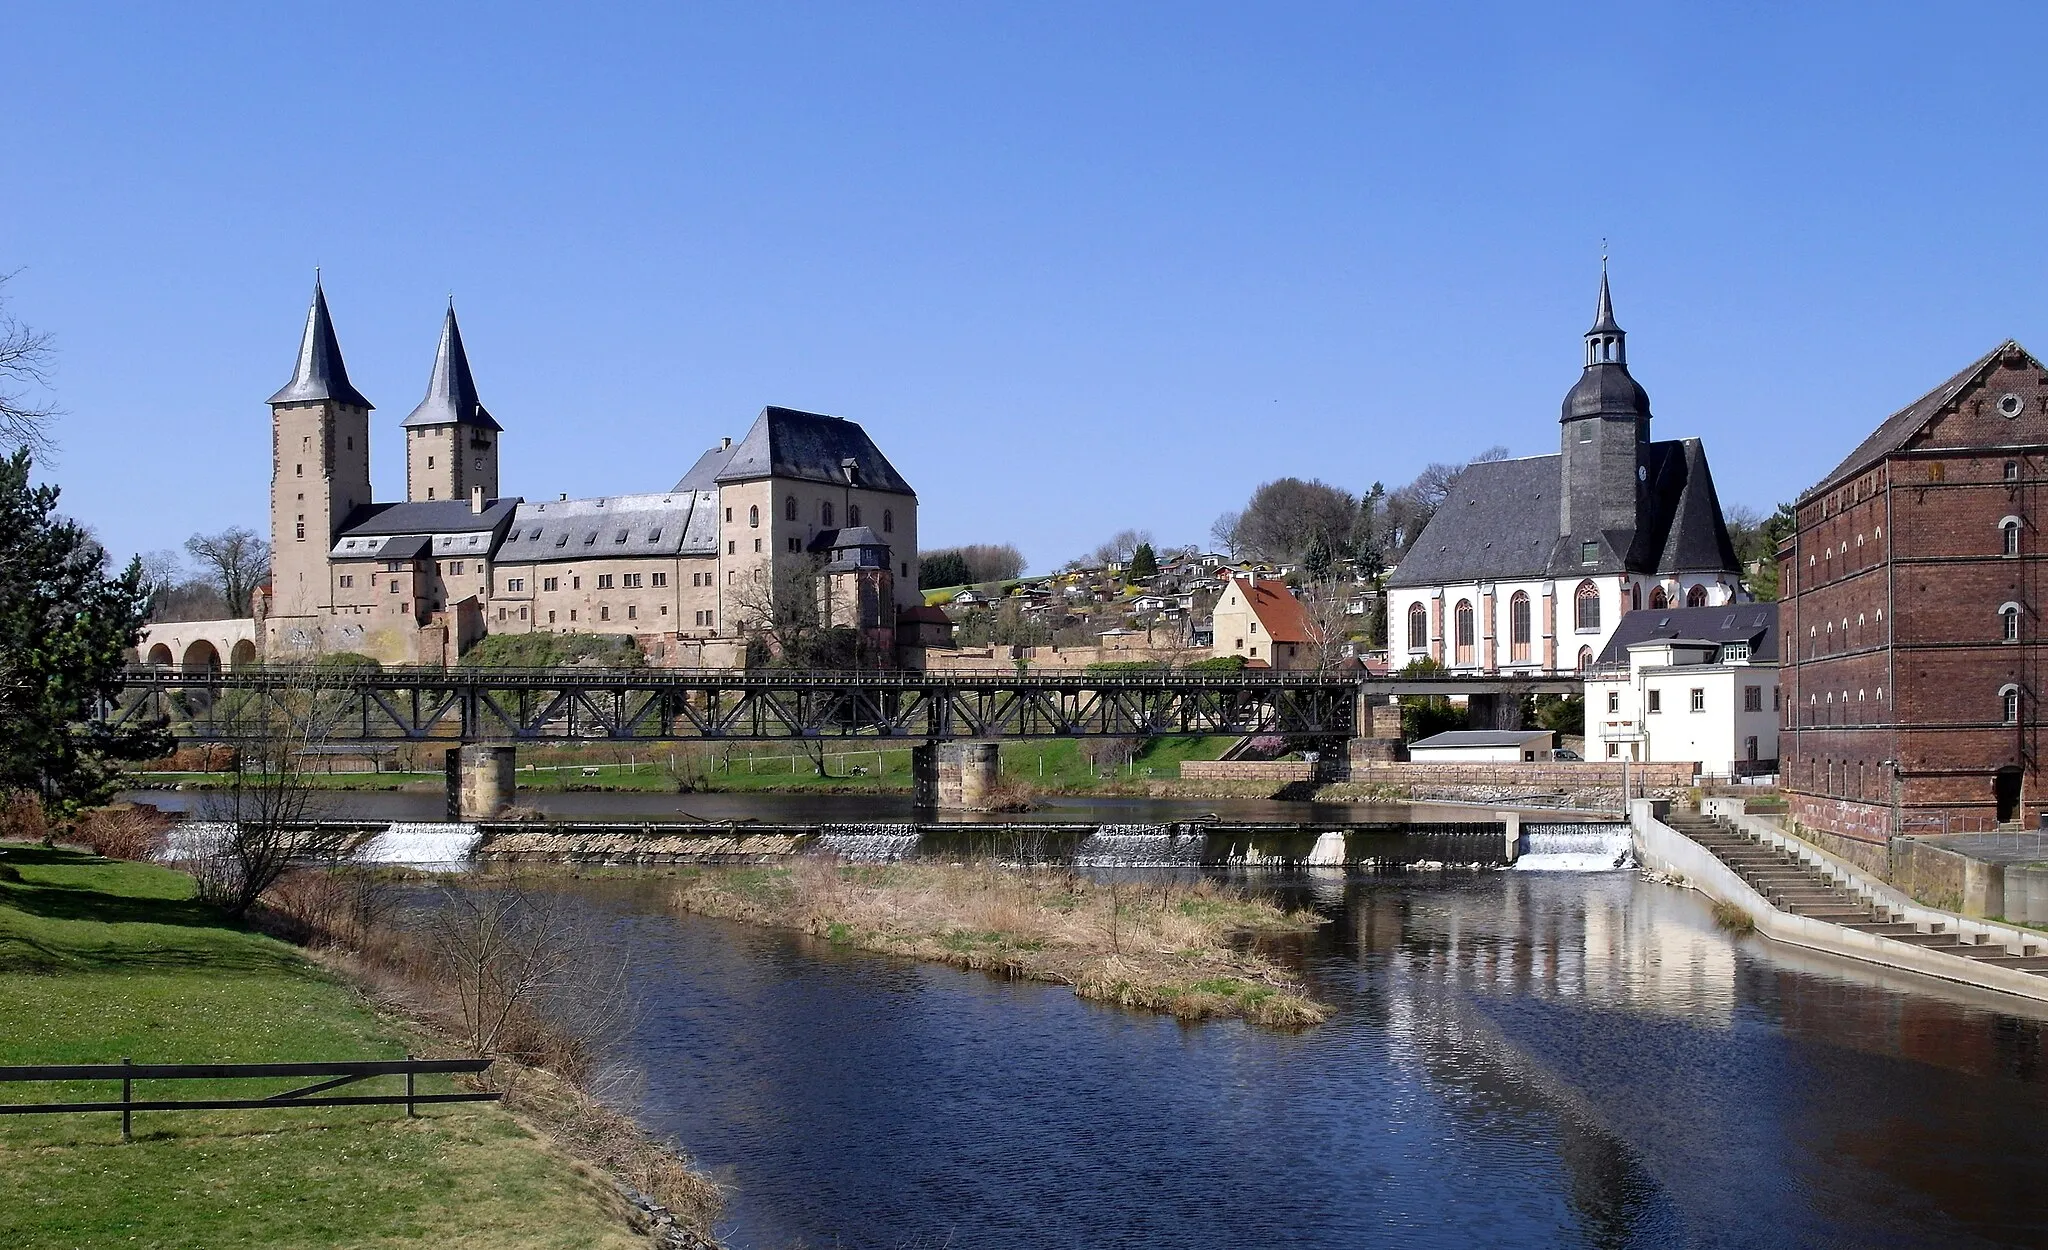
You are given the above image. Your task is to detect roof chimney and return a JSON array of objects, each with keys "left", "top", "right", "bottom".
[
  {"left": 721, "top": 436, "right": 732, "bottom": 450},
  {"left": 469, "top": 486, "right": 484, "bottom": 514}
]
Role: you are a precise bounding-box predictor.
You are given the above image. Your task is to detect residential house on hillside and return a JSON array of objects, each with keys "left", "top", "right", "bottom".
[{"left": 1210, "top": 574, "right": 1314, "bottom": 669}]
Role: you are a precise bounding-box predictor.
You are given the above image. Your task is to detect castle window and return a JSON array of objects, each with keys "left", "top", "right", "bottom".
[
  {"left": 2001, "top": 602, "right": 2022, "bottom": 643},
  {"left": 450, "top": 562, "right": 463, "bottom": 575},
  {"left": 427, "top": 456, "right": 434, "bottom": 468},
  {"left": 2002, "top": 517, "right": 2022, "bottom": 557},
  {"left": 624, "top": 573, "right": 642, "bottom": 588},
  {"left": 754, "top": 539, "right": 762, "bottom": 553},
  {"left": 725, "top": 508, "right": 732, "bottom": 523},
  {"left": 295, "top": 515, "right": 305, "bottom": 540},
  {"left": 883, "top": 509, "right": 894, "bottom": 533},
  {"left": 627, "top": 605, "right": 638, "bottom": 620},
  {"left": 339, "top": 575, "right": 353, "bottom": 589},
  {"left": 651, "top": 572, "right": 666, "bottom": 587},
  {"left": 506, "top": 578, "right": 524, "bottom": 592},
  {"left": 749, "top": 505, "right": 759, "bottom": 528},
  {"left": 600, "top": 606, "right": 610, "bottom": 621},
  {"left": 822, "top": 502, "right": 835, "bottom": 527},
  {"left": 786, "top": 496, "right": 798, "bottom": 521},
  {"left": 1407, "top": 602, "right": 1427, "bottom": 651},
  {"left": 728, "top": 541, "right": 736, "bottom": 555},
  {"left": 572, "top": 576, "right": 580, "bottom": 589},
  {"left": 520, "top": 606, "right": 528, "bottom": 620},
  {"left": 543, "top": 577, "right": 557, "bottom": 591},
  {"left": 597, "top": 574, "right": 613, "bottom": 589},
  {"left": 1509, "top": 592, "right": 1531, "bottom": 661},
  {"left": 427, "top": 488, "right": 435, "bottom": 499},
  {"left": 788, "top": 537, "right": 800, "bottom": 553},
  {"left": 295, "top": 463, "right": 302, "bottom": 477},
  {"left": 1574, "top": 581, "right": 1600, "bottom": 632}
]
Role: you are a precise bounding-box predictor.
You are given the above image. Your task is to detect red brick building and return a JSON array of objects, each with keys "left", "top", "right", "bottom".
[{"left": 1781, "top": 341, "right": 2048, "bottom": 871}]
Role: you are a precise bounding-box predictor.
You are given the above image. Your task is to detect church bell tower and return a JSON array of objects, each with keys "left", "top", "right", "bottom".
[{"left": 1557, "top": 264, "right": 1652, "bottom": 549}]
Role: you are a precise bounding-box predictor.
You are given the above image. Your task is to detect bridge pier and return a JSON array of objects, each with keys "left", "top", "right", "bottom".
[
  {"left": 912, "top": 741, "right": 1000, "bottom": 811},
  {"left": 446, "top": 745, "right": 516, "bottom": 821},
  {"left": 1348, "top": 695, "right": 1408, "bottom": 767}
]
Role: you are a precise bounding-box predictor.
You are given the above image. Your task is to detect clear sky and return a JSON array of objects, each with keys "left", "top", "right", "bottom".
[{"left": 5, "top": 3, "right": 2045, "bottom": 573}]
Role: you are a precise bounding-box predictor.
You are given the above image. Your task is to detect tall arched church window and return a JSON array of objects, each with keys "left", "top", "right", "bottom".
[
  {"left": 1686, "top": 585, "right": 1708, "bottom": 608},
  {"left": 1454, "top": 600, "right": 1475, "bottom": 665},
  {"left": 1574, "top": 581, "right": 1601, "bottom": 632},
  {"left": 1509, "top": 592, "right": 1531, "bottom": 662},
  {"left": 1649, "top": 586, "right": 1668, "bottom": 610},
  {"left": 822, "top": 501, "right": 835, "bottom": 527},
  {"left": 1407, "top": 602, "right": 1427, "bottom": 652},
  {"left": 1631, "top": 584, "right": 1642, "bottom": 611},
  {"left": 1576, "top": 646, "right": 1593, "bottom": 672},
  {"left": 848, "top": 504, "right": 861, "bottom": 526},
  {"left": 786, "top": 496, "right": 798, "bottom": 522},
  {"left": 882, "top": 509, "right": 894, "bottom": 533}
]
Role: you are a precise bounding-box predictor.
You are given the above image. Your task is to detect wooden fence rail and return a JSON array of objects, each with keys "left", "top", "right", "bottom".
[{"left": 0, "top": 1056, "right": 499, "bottom": 1139}]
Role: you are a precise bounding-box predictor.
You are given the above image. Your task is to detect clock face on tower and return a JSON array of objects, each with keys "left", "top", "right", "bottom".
[{"left": 1638, "top": 465, "right": 1647, "bottom": 482}]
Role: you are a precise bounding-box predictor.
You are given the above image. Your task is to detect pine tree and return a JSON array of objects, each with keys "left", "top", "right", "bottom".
[
  {"left": 1303, "top": 531, "right": 1333, "bottom": 584},
  {"left": 0, "top": 451, "right": 171, "bottom": 823},
  {"left": 1129, "top": 542, "right": 1159, "bottom": 580}
]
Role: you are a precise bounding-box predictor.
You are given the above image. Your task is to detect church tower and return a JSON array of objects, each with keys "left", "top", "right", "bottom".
[
  {"left": 268, "top": 275, "right": 372, "bottom": 622},
  {"left": 403, "top": 302, "right": 501, "bottom": 503},
  {"left": 1557, "top": 265, "right": 1652, "bottom": 550}
]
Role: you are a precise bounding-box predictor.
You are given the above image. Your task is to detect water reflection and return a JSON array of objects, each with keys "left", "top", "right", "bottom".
[{"left": 493, "top": 867, "right": 2048, "bottom": 1249}]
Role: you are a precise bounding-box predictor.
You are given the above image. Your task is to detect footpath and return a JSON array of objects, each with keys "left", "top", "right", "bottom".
[{"left": 1634, "top": 799, "right": 2048, "bottom": 1006}]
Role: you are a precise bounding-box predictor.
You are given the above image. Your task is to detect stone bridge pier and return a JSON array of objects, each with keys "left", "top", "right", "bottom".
[
  {"left": 446, "top": 744, "right": 517, "bottom": 821},
  {"left": 910, "top": 741, "right": 1000, "bottom": 811}
]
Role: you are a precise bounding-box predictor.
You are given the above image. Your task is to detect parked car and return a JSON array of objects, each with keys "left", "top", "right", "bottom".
[{"left": 1551, "top": 748, "right": 1583, "bottom": 761}]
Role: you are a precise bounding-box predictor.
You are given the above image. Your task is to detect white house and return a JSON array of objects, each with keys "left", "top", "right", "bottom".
[
  {"left": 1409, "top": 729, "right": 1558, "bottom": 762},
  {"left": 1583, "top": 603, "right": 1780, "bottom": 776},
  {"left": 1385, "top": 269, "right": 1744, "bottom": 676}
]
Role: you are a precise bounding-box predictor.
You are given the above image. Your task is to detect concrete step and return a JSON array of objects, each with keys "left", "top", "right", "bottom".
[
  {"left": 1885, "top": 931, "right": 1957, "bottom": 946},
  {"left": 1952, "top": 953, "right": 2048, "bottom": 970},
  {"left": 1846, "top": 922, "right": 1920, "bottom": 936}
]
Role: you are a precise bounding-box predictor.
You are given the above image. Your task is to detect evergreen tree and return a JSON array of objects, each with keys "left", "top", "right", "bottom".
[
  {"left": 0, "top": 451, "right": 170, "bottom": 822},
  {"left": 1303, "top": 531, "right": 1333, "bottom": 584},
  {"left": 1128, "top": 542, "right": 1159, "bottom": 580}
]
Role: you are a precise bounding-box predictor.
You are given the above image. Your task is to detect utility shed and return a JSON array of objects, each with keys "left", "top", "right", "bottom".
[{"left": 1408, "top": 729, "right": 1558, "bottom": 763}]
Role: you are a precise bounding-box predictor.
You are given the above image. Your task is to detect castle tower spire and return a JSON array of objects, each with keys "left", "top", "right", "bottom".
[
  {"left": 269, "top": 274, "right": 372, "bottom": 409},
  {"left": 1585, "top": 261, "right": 1624, "bottom": 366},
  {"left": 403, "top": 300, "right": 502, "bottom": 503}
]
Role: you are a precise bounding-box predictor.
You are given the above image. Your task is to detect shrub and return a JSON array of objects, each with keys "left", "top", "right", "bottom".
[
  {"left": 459, "top": 632, "right": 644, "bottom": 669},
  {"left": 70, "top": 804, "right": 172, "bottom": 861},
  {"left": 1185, "top": 654, "right": 1246, "bottom": 671}
]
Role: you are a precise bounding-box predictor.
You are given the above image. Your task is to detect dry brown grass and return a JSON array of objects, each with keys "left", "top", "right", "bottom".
[
  {"left": 68, "top": 803, "right": 173, "bottom": 861},
  {"left": 673, "top": 860, "right": 1331, "bottom": 1028}
]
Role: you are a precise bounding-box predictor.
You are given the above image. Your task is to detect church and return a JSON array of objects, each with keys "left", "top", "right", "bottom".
[
  {"left": 1386, "top": 270, "right": 1744, "bottom": 676},
  {"left": 249, "top": 277, "right": 928, "bottom": 667}
]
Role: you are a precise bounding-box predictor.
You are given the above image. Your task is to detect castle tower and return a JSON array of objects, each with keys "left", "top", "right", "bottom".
[
  {"left": 1558, "top": 263, "right": 1652, "bottom": 542},
  {"left": 268, "top": 275, "right": 372, "bottom": 621},
  {"left": 403, "top": 301, "right": 501, "bottom": 503}
]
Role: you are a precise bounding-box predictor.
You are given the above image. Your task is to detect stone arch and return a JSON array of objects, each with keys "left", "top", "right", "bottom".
[
  {"left": 146, "top": 643, "right": 174, "bottom": 667},
  {"left": 230, "top": 639, "right": 258, "bottom": 669},
  {"left": 182, "top": 639, "right": 221, "bottom": 677}
]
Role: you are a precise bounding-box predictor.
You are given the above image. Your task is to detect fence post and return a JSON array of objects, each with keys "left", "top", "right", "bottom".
[
  {"left": 121, "top": 1056, "right": 132, "bottom": 1142},
  {"left": 405, "top": 1054, "right": 416, "bottom": 1118}
]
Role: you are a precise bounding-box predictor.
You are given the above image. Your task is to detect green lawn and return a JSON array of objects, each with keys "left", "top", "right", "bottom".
[
  {"left": 0, "top": 845, "right": 643, "bottom": 1249},
  {"left": 139, "top": 733, "right": 1242, "bottom": 797}
]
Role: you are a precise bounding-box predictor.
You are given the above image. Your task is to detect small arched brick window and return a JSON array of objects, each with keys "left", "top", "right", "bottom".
[
  {"left": 2002, "top": 684, "right": 2022, "bottom": 725},
  {"left": 1407, "top": 602, "right": 1428, "bottom": 652},
  {"left": 2002, "top": 516, "right": 2022, "bottom": 558},
  {"left": 2001, "top": 602, "right": 2023, "bottom": 643}
]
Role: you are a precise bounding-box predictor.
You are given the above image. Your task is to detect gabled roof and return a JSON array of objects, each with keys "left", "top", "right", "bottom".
[
  {"left": 1411, "top": 729, "right": 1555, "bottom": 748},
  {"left": 1640, "top": 438, "right": 1741, "bottom": 574},
  {"left": 713, "top": 407, "right": 916, "bottom": 496},
  {"left": 1593, "top": 602, "right": 1779, "bottom": 665},
  {"left": 1805, "top": 341, "right": 2037, "bottom": 500},
  {"left": 1227, "top": 575, "right": 1312, "bottom": 644},
  {"left": 672, "top": 444, "right": 735, "bottom": 491},
  {"left": 337, "top": 498, "right": 519, "bottom": 538},
  {"left": 403, "top": 303, "right": 501, "bottom": 431},
  {"left": 269, "top": 277, "right": 372, "bottom": 409},
  {"left": 496, "top": 492, "right": 719, "bottom": 564},
  {"left": 1386, "top": 456, "right": 1559, "bottom": 586}
]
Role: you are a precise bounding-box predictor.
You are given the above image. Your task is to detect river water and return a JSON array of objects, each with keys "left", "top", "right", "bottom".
[{"left": 527, "top": 868, "right": 2048, "bottom": 1250}]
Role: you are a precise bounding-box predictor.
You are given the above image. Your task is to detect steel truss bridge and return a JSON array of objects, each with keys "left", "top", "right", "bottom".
[{"left": 110, "top": 665, "right": 1579, "bottom": 745}]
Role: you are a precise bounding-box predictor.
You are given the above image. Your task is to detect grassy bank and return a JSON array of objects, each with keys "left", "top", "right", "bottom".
[
  {"left": 134, "top": 733, "right": 1244, "bottom": 798},
  {"left": 0, "top": 844, "right": 702, "bottom": 1249},
  {"left": 671, "top": 861, "right": 1330, "bottom": 1028}
]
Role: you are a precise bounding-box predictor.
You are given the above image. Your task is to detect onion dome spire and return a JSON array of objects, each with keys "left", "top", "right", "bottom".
[{"left": 268, "top": 272, "right": 372, "bottom": 408}]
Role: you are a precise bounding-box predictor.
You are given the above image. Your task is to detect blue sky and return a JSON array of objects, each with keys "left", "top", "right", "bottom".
[{"left": 5, "top": 3, "right": 2045, "bottom": 573}]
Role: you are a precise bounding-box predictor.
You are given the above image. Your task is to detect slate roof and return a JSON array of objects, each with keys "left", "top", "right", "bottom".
[
  {"left": 1410, "top": 729, "right": 1556, "bottom": 749},
  {"left": 494, "top": 492, "right": 719, "bottom": 565},
  {"left": 1593, "top": 602, "right": 1779, "bottom": 665},
  {"left": 710, "top": 407, "right": 916, "bottom": 496},
  {"left": 1389, "top": 441, "right": 1740, "bottom": 587},
  {"left": 329, "top": 534, "right": 431, "bottom": 562},
  {"left": 336, "top": 498, "right": 519, "bottom": 539},
  {"left": 403, "top": 303, "right": 501, "bottom": 431},
  {"left": 1386, "top": 456, "right": 1559, "bottom": 586},
  {"left": 269, "top": 277, "right": 372, "bottom": 409},
  {"left": 1804, "top": 341, "right": 2037, "bottom": 500},
  {"left": 672, "top": 444, "right": 735, "bottom": 491}
]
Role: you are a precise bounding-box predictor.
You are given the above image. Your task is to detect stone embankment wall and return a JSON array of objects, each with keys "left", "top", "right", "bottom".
[
  {"left": 1328, "top": 760, "right": 1698, "bottom": 813},
  {"left": 1890, "top": 837, "right": 2048, "bottom": 922},
  {"left": 1179, "top": 761, "right": 1316, "bottom": 783}
]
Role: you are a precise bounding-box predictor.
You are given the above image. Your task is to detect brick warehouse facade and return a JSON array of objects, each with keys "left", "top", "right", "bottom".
[{"left": 1781, "top": 341, "right": 2048, "bottom": 869}]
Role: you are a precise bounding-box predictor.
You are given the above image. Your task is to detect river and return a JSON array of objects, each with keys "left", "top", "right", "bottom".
[{"left": 518, "top": 867, "right": 2048, "bottom": 1250}]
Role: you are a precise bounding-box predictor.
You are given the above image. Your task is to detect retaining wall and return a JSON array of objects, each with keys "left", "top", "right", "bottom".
[
  {"left": 1179, "top": 760, "right": 1316, "bottom": 782},
  {"left": 1351, "top": 761, "right": 1698, "bottom": 789}
]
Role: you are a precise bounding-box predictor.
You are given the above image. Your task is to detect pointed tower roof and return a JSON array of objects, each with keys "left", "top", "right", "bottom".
[
  {"left": 1589, "top": 263, "right": 1621, "bottom": 336},
  {"left": 402, "top": 302, "right": 501, "bottom": 431},
  {"left": 269, "top": 275, "right": 372, "bottom": 408}
]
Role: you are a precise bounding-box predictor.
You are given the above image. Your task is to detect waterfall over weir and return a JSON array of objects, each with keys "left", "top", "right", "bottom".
[
  {"left": 817, "top": 825, "right": 922, "bottom": 862},
  {"left": 1073, "top": 825, "right": 1206, "bottom": 868},
  {"left": 1514, "top": 823, "right": 1633, "bottom": 872},
  {"left": 355, "top": 823, "right": 482, "bottom": 870}
]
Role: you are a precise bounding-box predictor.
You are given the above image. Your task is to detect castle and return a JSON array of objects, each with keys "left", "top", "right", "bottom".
[{"left": 156, "top": 277, "right": 930, "bottom": 670}]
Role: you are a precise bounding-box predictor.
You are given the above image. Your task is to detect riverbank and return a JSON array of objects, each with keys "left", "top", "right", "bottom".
[
  {"left": 670, "top": 861, "right": 1330, "bottom": 1027},
  {"left": 0, "top": 842, "right": 722, "bottom": 1249}
]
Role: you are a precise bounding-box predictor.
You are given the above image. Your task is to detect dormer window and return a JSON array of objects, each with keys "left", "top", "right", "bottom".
[
  {"left": 1581, "top": 541, "right": 1598, "bottom": 565},
  {"left": 614, "top": 529, "right": 629, "bottom": 544},
  {"left": 648, "top": 528, "right": 662, "bottom": 542}
]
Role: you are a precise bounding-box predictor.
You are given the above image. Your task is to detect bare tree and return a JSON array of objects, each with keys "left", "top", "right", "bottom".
[
  {"left": 1297, "top": 581, "right": 1356, "bottom": 671},
  {"left": 186, "top": 677, "right": 351, "bottom": 918},
  {"left": 185, "top": 527, "right": 271, "bottom": 618},
  {"left": 1090, "top": 528, "right": 1154, "bottom": 567},
  {"left": 1209, "top": 511, "right": 1242, "bottom": 556},
  {"left": 0, "top": 273, "right": 59, "bottom": 454}
]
